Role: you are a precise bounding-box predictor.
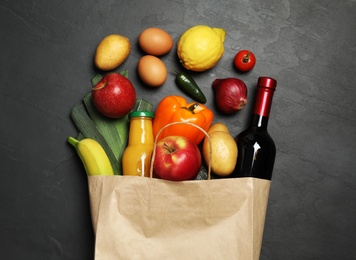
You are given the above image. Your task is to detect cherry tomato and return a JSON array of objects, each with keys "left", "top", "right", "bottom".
[{"left": 234, "top": 50, "right": 256, "bottom": 72}]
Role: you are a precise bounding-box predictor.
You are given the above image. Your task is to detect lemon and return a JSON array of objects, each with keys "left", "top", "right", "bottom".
[
  {"left": 177, "top": 25, "right": 226, "bottom": 72},
  {"left": 95, "top": 34, "right": 131, "bottom": 71}
]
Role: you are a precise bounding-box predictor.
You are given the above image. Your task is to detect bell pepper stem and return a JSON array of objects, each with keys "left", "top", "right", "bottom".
[{"left": 186, "top": 103, "right": 199, "bottom": 113}]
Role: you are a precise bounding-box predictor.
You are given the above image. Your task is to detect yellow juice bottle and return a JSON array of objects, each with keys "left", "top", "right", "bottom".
[{"left": 122, "top": 111, "right": 154, "bottom": 177}]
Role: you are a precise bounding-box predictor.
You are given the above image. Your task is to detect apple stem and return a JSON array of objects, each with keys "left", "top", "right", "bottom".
[{"left": 164, "top": 142, "right": 175, "bottom": 153}]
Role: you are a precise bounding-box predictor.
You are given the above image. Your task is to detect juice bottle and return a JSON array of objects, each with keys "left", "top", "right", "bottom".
[{"left": 122, "top": 111, "right": 154, "bottom": 177}]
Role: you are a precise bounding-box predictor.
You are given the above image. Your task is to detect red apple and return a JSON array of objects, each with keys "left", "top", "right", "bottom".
[
  {"left": 92, "top": 73, "right": 136, "bottom": 118},
  {"left": 153, "top": 136, "right": 202, "bottom": 181}
]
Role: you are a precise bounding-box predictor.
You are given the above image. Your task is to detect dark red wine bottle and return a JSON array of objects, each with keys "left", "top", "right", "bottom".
[{"left": 231, "top": 77, "right": 277, "bottom": 180}]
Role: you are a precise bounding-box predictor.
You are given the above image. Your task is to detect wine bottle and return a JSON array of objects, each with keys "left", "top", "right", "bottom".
[{"left": 231, "top": 77, "right": 277, "bottom": 180}]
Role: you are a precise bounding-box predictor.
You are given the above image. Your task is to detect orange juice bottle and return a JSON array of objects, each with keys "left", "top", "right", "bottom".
[{"left": 122, "top": 111, "right": 154, "bottom": 177}]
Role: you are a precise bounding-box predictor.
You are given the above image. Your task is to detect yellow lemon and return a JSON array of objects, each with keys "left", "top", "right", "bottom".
[
  {"left": 95, "top": 34, "right": 131, "bottom": 71},
  {"left": 177, "top": 25, "right": 226, "bottom": 72}
]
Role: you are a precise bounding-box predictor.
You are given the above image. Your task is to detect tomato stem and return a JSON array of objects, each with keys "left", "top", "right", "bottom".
[{"left": 243, "top": 52, "right": 251, "bottom": 63}]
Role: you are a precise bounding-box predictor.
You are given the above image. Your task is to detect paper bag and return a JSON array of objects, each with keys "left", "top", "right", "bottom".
[{"left": 88, "top": 176, "right": 271, "bottom": 260}]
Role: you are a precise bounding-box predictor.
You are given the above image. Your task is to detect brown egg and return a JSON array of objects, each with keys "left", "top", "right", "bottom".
[
  {"left": 138, "top": 28, "right": 174, "bottom": 56},
  {"left": 138, "top": 55, "right": 167, "bottom": 87}
]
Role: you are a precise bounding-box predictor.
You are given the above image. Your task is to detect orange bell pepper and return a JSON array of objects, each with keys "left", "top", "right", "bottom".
[{"left": 153, "top": 96, "right": 214, "bottom": 144}]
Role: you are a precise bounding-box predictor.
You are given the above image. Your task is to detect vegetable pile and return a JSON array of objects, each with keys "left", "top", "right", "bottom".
[{"left": 68, "top": 25, "right": 260, "bottom": 180}]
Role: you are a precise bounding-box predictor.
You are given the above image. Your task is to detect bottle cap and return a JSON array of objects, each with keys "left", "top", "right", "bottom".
[
  {"left": 129, "top": 111, "right": 154, "bottom": 119},
  {"left": 257, "top": 77, "right": 277, "bottom": 91}
]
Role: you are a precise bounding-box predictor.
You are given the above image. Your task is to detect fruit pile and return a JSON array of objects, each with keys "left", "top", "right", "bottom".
[{"left": 68, "top": 25, "right": 258, "bottom": 181}]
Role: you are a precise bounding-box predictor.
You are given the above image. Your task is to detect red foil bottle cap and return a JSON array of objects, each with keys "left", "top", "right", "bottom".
[
  {"left": 254, "top": 77, "right": 277, "bottom": 117},
  {"left": 257, "top": 77, "right": 277, "bottom": 90}
]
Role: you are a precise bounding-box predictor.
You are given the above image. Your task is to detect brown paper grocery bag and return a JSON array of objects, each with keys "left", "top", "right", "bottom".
[{"left": 88, "top": 176, "right": 270, "bottom": 260}]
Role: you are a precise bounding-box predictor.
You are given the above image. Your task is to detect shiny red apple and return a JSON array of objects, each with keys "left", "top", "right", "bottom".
[
  {"left": 92, "top": 73, "right": 136, "bottom": 118},
  {"left": 153, "top": 136, "right": 202, "bottom": 181}
]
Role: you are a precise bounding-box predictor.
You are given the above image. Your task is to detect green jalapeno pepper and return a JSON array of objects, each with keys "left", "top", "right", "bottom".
[{"left": 175, "top": 72, "right": 207, "bottom": 104}]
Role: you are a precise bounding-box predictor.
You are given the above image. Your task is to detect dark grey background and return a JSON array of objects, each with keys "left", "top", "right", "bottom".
[{"left": 1, "top": 0, "right": 355, "bottom": 259}]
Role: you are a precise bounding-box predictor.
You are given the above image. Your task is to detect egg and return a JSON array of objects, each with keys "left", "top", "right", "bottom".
[
  {"left": 138, "top": 55, "right": 167, "bottom": 87},
  {"left": 138, "top": 28, "right": 174, "bottom": 56}
]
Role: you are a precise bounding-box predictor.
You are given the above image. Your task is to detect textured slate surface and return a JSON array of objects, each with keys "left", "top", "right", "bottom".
[{"left": 1, "top": 0, "right": 355, "bottom": 259}]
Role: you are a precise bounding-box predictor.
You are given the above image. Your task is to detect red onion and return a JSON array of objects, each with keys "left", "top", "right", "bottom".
[{"left": 212, "top": 78, "right": 248, "bottom": 114}]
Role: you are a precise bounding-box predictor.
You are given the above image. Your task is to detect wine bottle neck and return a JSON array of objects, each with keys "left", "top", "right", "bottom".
[
  {"left": 252, "top": 77, "right": 276, "bottom": 128},
  {"left": 253, "top": 88, "right": 275, "bottom": 117},
  {"left": 250, "top": 114, "right": 269, "bottom": 129},
  {"left": 249, "top": 77, "right": 276, "bottom": 129}
]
